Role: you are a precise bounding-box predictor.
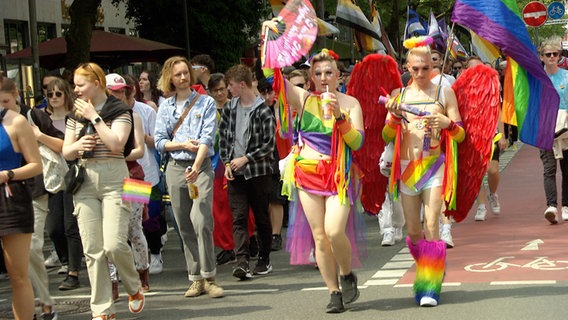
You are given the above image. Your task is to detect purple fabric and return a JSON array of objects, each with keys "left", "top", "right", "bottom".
[
  {"left": 300, "top": 131, "right": 332, "bottom": 155},
  {"left": 286, "top": 196, "right": 367, "bottom": 268}
]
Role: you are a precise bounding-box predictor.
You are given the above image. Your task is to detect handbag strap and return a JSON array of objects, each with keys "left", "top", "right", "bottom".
[{"left": 170, "top": 93, "right": 200, "bottom": 139}]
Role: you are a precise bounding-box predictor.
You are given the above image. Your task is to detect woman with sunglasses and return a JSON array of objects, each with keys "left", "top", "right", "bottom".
[
  {"left": 62, "top": 62, "right": 144, "bottom": 319},
  {"left": 2, "top": 76, "right": 68, "bottom": 319},
  {"left": 539, "top": 37, "right": 568, "bottom": 224},
  {"left": 0, "top": 78, "right": 43, "bottom": 320},
  {"left": 45, "top": 78, "right": 84, "bottom": 292}
]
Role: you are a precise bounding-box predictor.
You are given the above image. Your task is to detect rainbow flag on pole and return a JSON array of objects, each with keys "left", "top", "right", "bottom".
[
  {"left": 122, "top": 178, "right": 152, "bottom": 204},
  {"left": 452, "top": 0, "right": 559, "bottom": 150}
]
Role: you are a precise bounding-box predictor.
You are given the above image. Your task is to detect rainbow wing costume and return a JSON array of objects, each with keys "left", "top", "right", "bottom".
[
  {"left": 444, "top": 64, "right": 501, "bottom": 222},
  {"left": 348, "top": 54, "right": 402, "bottom": 215}
]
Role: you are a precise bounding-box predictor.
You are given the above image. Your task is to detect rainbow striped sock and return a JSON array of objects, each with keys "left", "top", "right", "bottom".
[{"left": 414, "top": 240, "right": 446, "bottom": 304}]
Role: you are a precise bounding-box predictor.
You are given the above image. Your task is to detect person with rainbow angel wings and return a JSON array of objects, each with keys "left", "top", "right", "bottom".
[
  {"left": 382, "top": 36, "right": 465, "bottom": 307},
  {"left": 270, "top": 47, "right": 367, "bottom": 313}
]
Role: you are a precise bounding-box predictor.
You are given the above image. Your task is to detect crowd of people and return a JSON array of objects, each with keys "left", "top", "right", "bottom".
[{"left": 0, "top": 32, "right": 566, "bottom": 319}]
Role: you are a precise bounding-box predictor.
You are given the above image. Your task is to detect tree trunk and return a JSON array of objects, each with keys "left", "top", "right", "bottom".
[{"left": 65, "top": 0, "right": 101, "bottom": 74}]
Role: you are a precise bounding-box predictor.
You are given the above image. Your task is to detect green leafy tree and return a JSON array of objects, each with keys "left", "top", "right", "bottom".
[
  {"left": 65, "top": 0, "right": 102, "bottom": 73},
  {"left": 113, "top": 0, "right": 269, "bottom": 72}
]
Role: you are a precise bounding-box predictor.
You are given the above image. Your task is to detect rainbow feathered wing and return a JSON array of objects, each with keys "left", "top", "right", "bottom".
[
  {"left": 444, "top": 64, "right": 500, "bottom": 222},
  {"left": 347, "top": 54, "right": 402, "bottom": 215}
]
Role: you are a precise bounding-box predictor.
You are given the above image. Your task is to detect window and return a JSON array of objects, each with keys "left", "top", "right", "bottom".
[
  {"left": 37, "top": 23, "right": 57, "bottom": 42},
  {"left": 108, "top": 27, "right": 126, "bottom": 34},
  {"left": 4, "top": 20, "right": 29, "bottom": 54}
]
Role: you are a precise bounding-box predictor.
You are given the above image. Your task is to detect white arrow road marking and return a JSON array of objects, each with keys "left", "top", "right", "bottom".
[{"left": 521, "top": 239, "right": 544, "bottom": 251}]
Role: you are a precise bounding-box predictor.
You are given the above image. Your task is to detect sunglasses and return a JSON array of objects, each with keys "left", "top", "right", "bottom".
[
  {"left": 295, "top": 83, "right": 306, "bottom": 88},
  {"left": 47, "top": 91, "right": 63, "bottom": 98},
  {"left": 544, "top": 52, "right": 560, "bottom": 58},
  {"left": 453, "top": 66, "right": 462, "bottom": 70},
  {"left": 432, "top": 57, "right": 439, "bottom": 61}
]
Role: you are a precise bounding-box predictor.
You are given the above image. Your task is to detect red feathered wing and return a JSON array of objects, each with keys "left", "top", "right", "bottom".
[
  {"left": 445, "top": 64, "right": 501, "bottom": 222},
  {"left": 348, "top": 54, "right": 402, "bottom": 215}
]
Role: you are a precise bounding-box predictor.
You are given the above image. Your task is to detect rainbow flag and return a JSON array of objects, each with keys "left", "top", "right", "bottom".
[
  {"left": 122, "top": 178, "right": 152, "bottom": 204},
  {"left": 470, "top": 30, "right": 500, "bottom": 63},
  {"left": 452, "top": 0, "right": 559, "bottom": 150}
]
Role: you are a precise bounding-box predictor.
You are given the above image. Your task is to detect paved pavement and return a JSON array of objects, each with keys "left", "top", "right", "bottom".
[{"left": 1, "top": 142, "right": 567, "bottom": 319}]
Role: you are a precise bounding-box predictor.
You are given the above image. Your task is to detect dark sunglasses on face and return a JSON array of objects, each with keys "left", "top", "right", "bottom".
[
  {"left": 544, "top": 52, "right": 559, "bottom": 58},
  {"left": 47, "top": 91, "right": 63, "bottom": 98},
  {"left": 295, "top": 83, "right": 306, "bottom": 88}
]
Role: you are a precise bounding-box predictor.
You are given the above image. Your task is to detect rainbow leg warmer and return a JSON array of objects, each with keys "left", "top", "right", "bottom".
[{"left": 413, "top": 240, "right": 446, "bottom": 305}]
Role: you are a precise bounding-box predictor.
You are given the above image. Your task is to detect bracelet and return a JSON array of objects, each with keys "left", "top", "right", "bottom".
[
  {"left": 335, "top": 113, "right": 346, "bottom": 121},
  {"left": 225, "top": 163, "right": 231, "bottom": 167}
]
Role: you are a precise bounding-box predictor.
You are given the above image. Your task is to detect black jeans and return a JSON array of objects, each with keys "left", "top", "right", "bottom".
[
  {"left": 540, "top": 149, "right": 568, "bottom": 207},
  {"left": 228, "top": 175, "right": 272, "bottom": 262},
  {"left": 47, "top": 191, "right": 83, "bottom": 272}
]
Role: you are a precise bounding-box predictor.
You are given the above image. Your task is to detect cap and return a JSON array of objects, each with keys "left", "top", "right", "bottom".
[{"left": 105, "top": 73, "right": 130, "bottom": 91}]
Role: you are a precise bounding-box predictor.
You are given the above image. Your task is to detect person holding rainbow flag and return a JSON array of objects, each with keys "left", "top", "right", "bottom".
[{"left": 382, "top": 36, "right": 465, "bottom": 307}]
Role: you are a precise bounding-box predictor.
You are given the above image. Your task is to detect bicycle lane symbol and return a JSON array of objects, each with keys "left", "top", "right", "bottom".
[{"left": 464, "top": 256, "right": 568, "bottom": 272}]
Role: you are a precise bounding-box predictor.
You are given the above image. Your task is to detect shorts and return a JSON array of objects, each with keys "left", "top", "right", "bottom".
[
  {"left": 491, "top": 141, "right": 500, "bottom": 161},
  {"left": 270, "top": 174, "right": 287, "bottom": 205},
  {"left": 0, "top": 180, "right": 34, "bottom": 236},
  {"left": 294, "top": 158, "right": 337, "bottom": 197},
  {"left": 399, "top": 159, "right": 444, "bottom": 196}
]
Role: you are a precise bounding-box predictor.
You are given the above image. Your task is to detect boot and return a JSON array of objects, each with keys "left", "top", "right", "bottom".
[
  {"left": 413, "top": 240, "right": 446, "bottom": 307},
  {"left": 138, "top": 268, "right": 150, "bottom": 292}
]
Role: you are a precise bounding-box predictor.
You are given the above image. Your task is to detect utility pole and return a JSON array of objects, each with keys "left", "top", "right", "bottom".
[
  {"left": 29, "top": 0, "right": 41, "bottom": 103},
  {"left": 183, "top": 0, "right": 191, "bottom": 58}
]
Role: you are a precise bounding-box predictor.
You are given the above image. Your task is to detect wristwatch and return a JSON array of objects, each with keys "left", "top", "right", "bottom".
[
  {"left": 6, "top": 170, "right": 14, "bottom": 182},
  {"left": 335, "top": 113, "right": 346, "bottom": 121},
  {"left": 91, "top": 116, "right": 102, "bottom": 126}
]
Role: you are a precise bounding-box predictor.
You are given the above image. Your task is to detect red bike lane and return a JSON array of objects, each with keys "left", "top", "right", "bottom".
[{"left": 399, "top": 144, "right": 568, "bottom": 284}]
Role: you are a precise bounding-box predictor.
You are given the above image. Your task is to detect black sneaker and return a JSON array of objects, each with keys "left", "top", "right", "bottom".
[
  {"left": 271, "top": 234, "right": 283, "bottom": 251},
  {"left": 216, "top": 250, "right": 236, "bottom": 265},
  {"left": 340, "top": 272, "right": 360, "bottom": 304},
  {"left": 253, "top": 257, "right": 273, "bottom": 275},
  {"left": 232, "top": 260, "right": 252, "bottom": 280},
  {"left": 249, "top": 235, "right": 259, "bottom": 259},
  {"left": 326, "top": 291, "right": 345, "bottom": 313},
  {"left": 58, "top": 275, "right": 80, "bottom": 290}
]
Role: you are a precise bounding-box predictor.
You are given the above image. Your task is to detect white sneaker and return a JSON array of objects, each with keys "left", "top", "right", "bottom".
[
  {"left": 57, "top": 264, "right": 68, "bottom": 275},
  {"left": 475, "top": 205, "right": 487, "bottom": 221},
  {"left": 420, "top": 296, "right": 438, "bottom": 307},
  {"left": 440, "top": 229, "right": 454, "bottom": 248},
  {"left": 149, "top": 254, "right": 163, "bottom": 275},
  {"left": 488, "top": 193, "right": 500, "bottom": 214},
  {"left": 544, "top": 206, "right": 558, "bottom": 225},
  {"left": 394, "top": 227, "right": 403, "bottom": 242},
  {"left": 563, "top": 207, "right": 568, "bottom": 221},
  {"left": 381, "top": 231, "right": 395, "bottom": 246},
  {"left": 44, "top": 250, "right": 61, "bottom": 268}
]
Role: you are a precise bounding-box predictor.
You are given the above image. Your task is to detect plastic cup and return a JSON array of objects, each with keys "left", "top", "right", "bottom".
[{"left": 320, "top": 92, "right": 334, "bottom": 120}]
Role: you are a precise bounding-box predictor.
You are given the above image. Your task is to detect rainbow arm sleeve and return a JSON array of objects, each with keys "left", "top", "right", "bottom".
[
  {"left": 382, "top": 116, "right": 401, "bottom": 142},
  {"left": 447, "top": 121, "right": 465, "bottom": 143},
  {"left": 337, "top": 118, "right": 364, "bottom": 151}
]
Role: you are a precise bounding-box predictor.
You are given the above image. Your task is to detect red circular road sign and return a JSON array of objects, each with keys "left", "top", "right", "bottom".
[{"left": 523, "top": 1, "right": 548, "bottom": 27}]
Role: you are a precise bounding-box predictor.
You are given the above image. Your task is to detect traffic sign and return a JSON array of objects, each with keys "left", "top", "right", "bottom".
[
  {"left": 548, "top": 1, "right": 565, "bottom": 20},
  {"left": 523, "top": 1, "right": 548, "bottom": 27}
]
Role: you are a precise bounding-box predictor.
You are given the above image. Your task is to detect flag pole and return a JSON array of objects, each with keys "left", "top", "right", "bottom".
[{"left": 438, "top": 21, "right": 456, "bottom": 88}]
